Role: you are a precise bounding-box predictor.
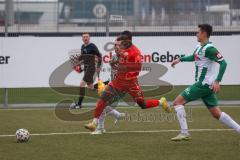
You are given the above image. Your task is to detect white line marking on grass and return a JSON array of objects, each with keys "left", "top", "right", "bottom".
[
  {"left": 0, "top": 129, "right": 234, "bottom": 138},
  {"left": 0, "top": 105, "right": 240, "bottom": 111}
]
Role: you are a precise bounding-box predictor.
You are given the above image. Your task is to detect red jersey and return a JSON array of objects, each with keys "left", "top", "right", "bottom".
[{"left": 114, "top": 44, "right": 142, "bottom": 82}]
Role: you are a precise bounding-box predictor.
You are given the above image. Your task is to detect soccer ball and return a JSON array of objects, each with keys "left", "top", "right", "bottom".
[{"left": 15, "top": 128, "right": 30, "bottom": 142}]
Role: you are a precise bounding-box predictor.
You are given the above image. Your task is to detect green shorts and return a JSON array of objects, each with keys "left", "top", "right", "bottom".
[{"left": 180, "top": 82, "right": 218, "bottom": 109}]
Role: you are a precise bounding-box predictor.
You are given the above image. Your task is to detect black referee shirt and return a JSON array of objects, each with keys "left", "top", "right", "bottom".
[{"left": 80, "top": 43, "right": 102, "bottom": 69}]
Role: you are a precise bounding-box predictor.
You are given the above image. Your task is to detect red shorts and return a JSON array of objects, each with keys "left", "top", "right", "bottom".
[{"left": 109, "top": 79, "right": 144, "bottom": 101}]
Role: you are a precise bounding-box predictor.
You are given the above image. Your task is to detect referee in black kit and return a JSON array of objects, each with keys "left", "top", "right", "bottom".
[{"left": 71, "top": 32, "right": 102, "bottom": 109}]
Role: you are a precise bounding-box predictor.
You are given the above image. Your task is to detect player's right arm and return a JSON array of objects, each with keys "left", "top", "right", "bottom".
[
  {"left": 179, "top": 54, "right": 195, "bottom": 62},
  {"left": 171, "top": 54, "right": 194, "bottom": 68},
  {"left": 171, "top": 46, "right": 198, "bottom": 68}
]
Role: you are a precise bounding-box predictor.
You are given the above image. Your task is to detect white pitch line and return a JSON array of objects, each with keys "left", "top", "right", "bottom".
[
  {"left": 0, "top": 105, "right": 240, "bottom": 111},
  {"left": 0, "top": 129, "right": 234, "bottom": 138}
]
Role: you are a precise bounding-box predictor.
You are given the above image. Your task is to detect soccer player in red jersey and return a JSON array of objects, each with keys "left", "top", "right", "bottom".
[{"left": 85, "top": 31, "right": 172, "bottom": 131}]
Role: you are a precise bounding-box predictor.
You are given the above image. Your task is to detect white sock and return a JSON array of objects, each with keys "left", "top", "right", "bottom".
[
  {"left": 97, "top": 106, "right": 121, "bottom": 130},
  {"left": 107, "top": 109, "right": 121, "bottom": 119},
  {"left": 219, "top": 112, "right": 240, "bottom": 134},
  {"left": 96, "top": 106, "right": 123, "bottom": 130},
  {"left": 97, "top": 111, "right": 107, "bottom": 129},
  {"left": 175, "top": 105, "right": 189, "bottom": 135}
]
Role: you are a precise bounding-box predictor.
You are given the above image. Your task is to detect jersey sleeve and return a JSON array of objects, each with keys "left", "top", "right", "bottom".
[
  {"left": 92, "top": 44, "right": 102, "bottom": 67},
  {"left": 179, "top": 47, "right": 198, "bottom": 62},
  {"left": 92, "top": 44, "right": 100, "bottom": 56},
  {"left": 205, "top": 47, "right": 224, "bottom": 62},
  {"left": 109, "top": 54, "right": 118, "bottom": 63},
  {"left": 205, "top": 46, "right": 227, "bottom": 82},
  {"left": 179, "top": 54, "right": 194, "bottom": 62}
]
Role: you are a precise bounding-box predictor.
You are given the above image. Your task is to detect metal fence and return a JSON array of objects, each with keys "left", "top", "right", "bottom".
[{"left": 1, "top": 0, "right": 240, "bottom": 35}]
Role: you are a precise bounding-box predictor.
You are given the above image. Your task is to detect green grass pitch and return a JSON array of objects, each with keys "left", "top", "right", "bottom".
[
  {"left": 0, "top": 106, "right": 240, "bottom": 160},
  {"left": 0, "top": 85, "right": 240, "bottom": 104}
]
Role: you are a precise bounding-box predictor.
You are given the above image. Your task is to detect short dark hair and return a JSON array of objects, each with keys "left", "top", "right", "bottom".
[
  {"left": 120, "top": 30, "right": 132, "bottom": 41},
  {"left": 82, "top": 32, "right": 90, "bottom": 36},
  {"left": 116, "top": 32, "right": 132, "bottom": 49},
  {"left": 198, "top": 24, "right": 213, "bottom": 38}
]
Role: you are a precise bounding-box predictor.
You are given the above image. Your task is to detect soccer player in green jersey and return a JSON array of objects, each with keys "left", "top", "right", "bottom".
[{"left": 171, "top": 24, "right": 240, "bottom": 141}]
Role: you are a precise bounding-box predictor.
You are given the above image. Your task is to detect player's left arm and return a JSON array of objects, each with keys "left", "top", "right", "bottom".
[
  {"left": 205, "top": 47, "right": 227, "bottom": 92},
  {"left": 205, "top": 47, "right": 227, "bottom": 82},
  {"left": 109, "top": 54, "right": 119, "bottom": 70},
  {"left": 92, "top": 44, "right": 102, "bottom": 69}
]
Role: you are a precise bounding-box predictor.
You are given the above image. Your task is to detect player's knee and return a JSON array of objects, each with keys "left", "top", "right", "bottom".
[
  {"left": 173, "top": 100, "right": 182, "bottom": 106},
  {"left": 136, "top": 99, "right": 146, "bottom": 109},
  {"left": 173, "top": 100, "right": 177, "bottom": 106},
  {"left": 80, "top": 80, "right": 87, "bottom": 87},
  {"left": 173, "top": 96, "right": 185, "bottom": 106},
  {"left": 211, "top": 111, "right": 221, "bottom": 119},
  {"left": 209, "top": 107, "right": 221, "bottom": 119},
  {"left": 212, "top": 113, "right": 220, "bottom": 119}
]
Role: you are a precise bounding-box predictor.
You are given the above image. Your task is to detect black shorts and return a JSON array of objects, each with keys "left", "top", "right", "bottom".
[{"left": 83, "top": 67, "right": 96, "bottom": 84}]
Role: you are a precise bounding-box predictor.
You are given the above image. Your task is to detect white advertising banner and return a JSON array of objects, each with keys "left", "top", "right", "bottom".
[{"left": 0, "top": 36, "right": 239, "bottom": 88}]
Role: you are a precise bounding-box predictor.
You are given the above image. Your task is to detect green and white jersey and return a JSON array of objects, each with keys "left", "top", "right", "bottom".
[
  {"left": 193, "top": 42, "right": 223, "bottom": 85},
  {"left": 180, "top": 42, "right": 226, "bottom": 86}
]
